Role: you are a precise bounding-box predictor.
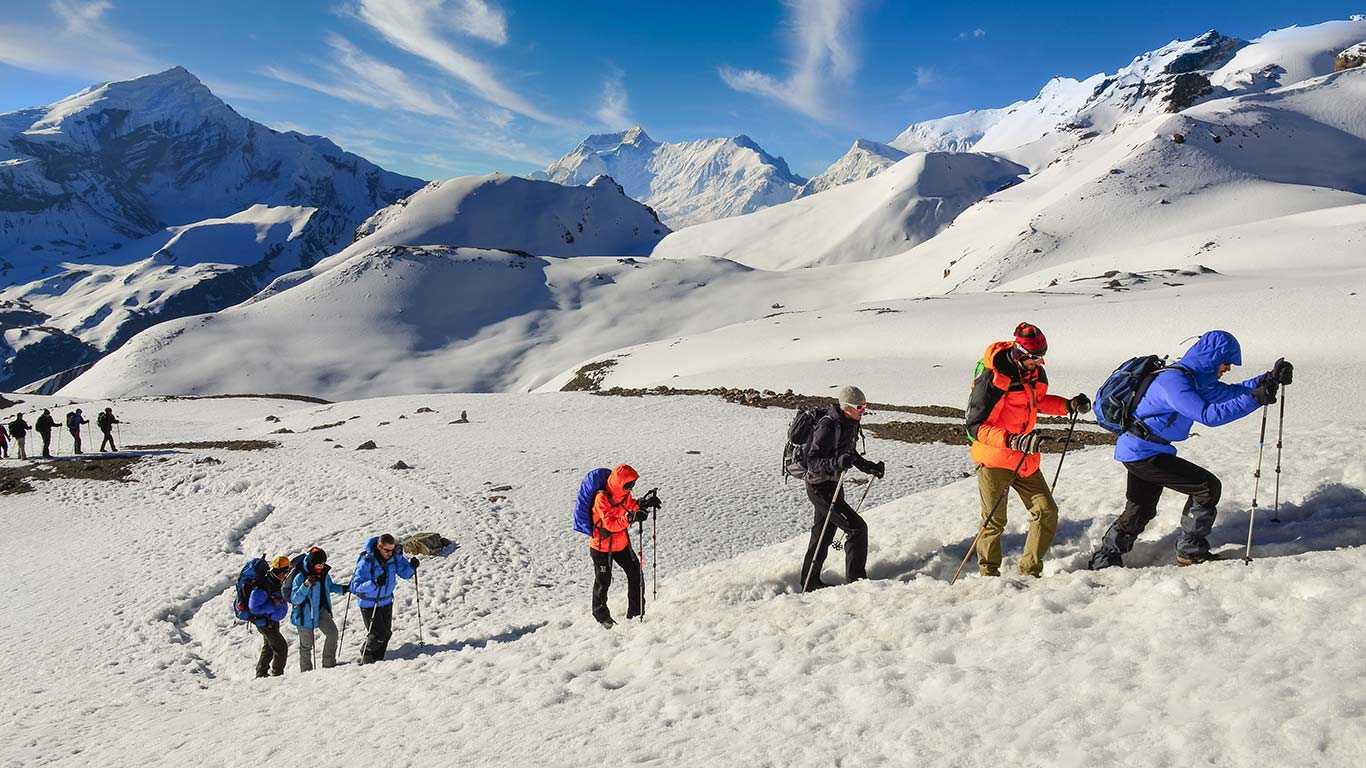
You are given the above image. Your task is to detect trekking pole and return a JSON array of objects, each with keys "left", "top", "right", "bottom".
[
  {"left": 339, "top": 590, "right": 352, "bottom": 662},
  {"left": 801, "top": 471, "right": 846, "bottom": 593},
  {"left": 1051, "top": 412, "right": 1079, "bottom": 489},
  {"left": 833, "top": 476, "right": 877, "bottom": 551},
  {"left": 951, "top": 450, "right": 1031, "bottom": 585},
  {"left": 637, "top": 518, "right": 646, "bottom": 622},
  {"left": 1271, "top": 386, "right": 1286, "bottom": 523},
  {"left": 413, "top": 569, "right": 425, "bottom": 646},
  {"left": 651, "top": 508, "right": 658, "bottom": 603},
  {"left": 1243, "top": 405, "right": 1270, "bottom": 565}
]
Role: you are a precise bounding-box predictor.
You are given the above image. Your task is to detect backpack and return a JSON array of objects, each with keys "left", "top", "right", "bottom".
[
  {"left": 1094, "top": 355, "right": 1193, "bottom": 442},
  {"left": 233, "top": 557, "right": 271, "bottom": 622},
  {"left": 782, "top": 405, "right": 828, "bottom": 481},
  {"left": 573, "top": 468, "right": 613, "bottom": 535}
]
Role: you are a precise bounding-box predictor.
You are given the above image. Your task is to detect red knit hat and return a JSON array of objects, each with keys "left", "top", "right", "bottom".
[{"left": 1013, "top": 323, "right": 1048, "bottom": 356}]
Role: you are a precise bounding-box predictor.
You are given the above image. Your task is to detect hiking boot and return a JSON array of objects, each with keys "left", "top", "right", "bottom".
[
  {"left": 805, "top": 578, "right": 832, "bottom": 591},
  {"left": 978, "top": 567, "right": 1001, "bottom": 577},
  {"left": 597, "top": 616, "right": 616, "bottom": 629},
  {"left": 1176, "top": 551, "right": 1225, "bottom": 567},
  {"left": 1087, "top": 549, "right": 1124, "bottom": 570}
]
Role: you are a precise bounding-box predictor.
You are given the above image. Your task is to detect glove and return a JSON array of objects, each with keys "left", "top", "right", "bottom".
[
  {"left": 1252, "top": 378, "right": 1278, "bottom": 406},
  {"left": 837, "top": 453, "right": 857, "bottom": 471},
  {"left": 373, "top": 571, "right": 387, "bottom": 588},
  {"left": 1068, "top": 394, "right": 1092, "bottom": 415},
  {"left": 856, "top": 458, "right": 884, "bottom": 478},
  {"left": 409, "top": 557, "right": 420, "bottom": 569},
  {"left": 633, "top": 509, "right": 650, "bottom": 523},
  {"left": 870, "top": 460, "right": 885, "bottom": 479},
  {"left": 1271, "top": 358, "right": 1293, "bottom": 386},
  {"left": 340, "top": 584, "right": 350, "bottom": 594},
  {"left": 638, "top": 491, "right": 662, "bottom": 512},
  {"left": 1007, "top": 432, "right": 1045, "bottom": 454}
]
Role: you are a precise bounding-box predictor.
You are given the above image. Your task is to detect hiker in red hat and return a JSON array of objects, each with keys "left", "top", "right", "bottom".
[{"left": 964, "top": 323, "right": 1091, "bottom": 577}]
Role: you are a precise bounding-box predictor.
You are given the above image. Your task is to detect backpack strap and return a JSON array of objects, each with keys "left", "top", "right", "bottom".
[{"left": 1126, "top": 365, "right": 1196, "bottom": 443}]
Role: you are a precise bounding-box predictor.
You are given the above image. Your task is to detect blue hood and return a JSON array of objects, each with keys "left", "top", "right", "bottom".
[{"left": 1178, "top": 330, "right": 1242, "bottom": 383}]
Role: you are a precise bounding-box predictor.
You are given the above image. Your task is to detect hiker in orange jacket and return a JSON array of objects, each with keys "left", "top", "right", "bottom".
[
  {"left": 965, "top": 323, "right": 1091, "bottom": 577},
  {"left": 589, "top": 464, "right": 659, "bottom": 627}
]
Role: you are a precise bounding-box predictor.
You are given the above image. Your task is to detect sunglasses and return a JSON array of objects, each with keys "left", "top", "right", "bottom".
[{"left": 623, "top": 480, "right": 637, "bottom": 490}]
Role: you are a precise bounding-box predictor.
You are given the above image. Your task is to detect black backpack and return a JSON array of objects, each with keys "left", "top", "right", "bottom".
[
  {"left": 782, "top": 406, "right": 829, "bottom": 481},
  {"left": 1094, "top": 355, "right": 1194, "bottom": 443}
]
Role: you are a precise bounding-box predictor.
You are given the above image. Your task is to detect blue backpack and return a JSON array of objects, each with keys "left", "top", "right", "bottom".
[
  {"left": 573, "top": 468, "right": 612, "bottom": 535},
  {"left": 1094, "top": 355, "right": 1192, "bottom": 442},
  {"left": 233, "top": 556, "right": 270, "bottom": 622}
]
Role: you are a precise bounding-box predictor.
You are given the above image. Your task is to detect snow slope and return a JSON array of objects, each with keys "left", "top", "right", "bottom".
[
  {"left": 795, "top": 139, "right": 907, "bottom": 198},
  {"left": 890, "top": 105, "right": 1017, "bottom": 153},
  {"left": 650, "top": 151, "right": 1025, "bottom": 270},
  {"left": 2, "top": 373, "right": 1362, "bottom": 766},
  {"left": 0, "top": 205, "right": 317, "bottom": 390},
  {"left": 538, "top": 127, "right": 806, "bottom": 228}
]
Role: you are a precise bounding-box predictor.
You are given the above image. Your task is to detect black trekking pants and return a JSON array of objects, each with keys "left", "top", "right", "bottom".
[
  {"left": 1101, "top": 453, "right": 1222, "bottom": 560},
  {"left": 360, "top": 603, "right": 394, "bottom": 664},
  {"left": 100, "top": 428, "right": 115, "bottom": 452},
  {"left": 255, "top": 622, "right": 288, "bottom": 677},
  {"left": 69, "top": 427, "right": 82, "bottom": 453},
  {"left": 590, "top": 546, "right": 643, "bottom": 622},
  {"left": 800, "top": 480, "right": 868, "bottom": 587},
  {"left": 39, "top": 430, "right": 51, "bottom": 457}
]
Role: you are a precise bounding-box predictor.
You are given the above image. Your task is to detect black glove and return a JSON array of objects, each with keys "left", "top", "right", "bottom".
[
  {"left": 869, "top": 460, "right": 885, "bottom": 479},
  {"left": 1252, "top": 378, "right": 1278, "bottom": 406},
  {"left": 373, "top": 571, "right": 387, "bottom": 588},
  {"left": 638, "top": 491, "right": 662, "bottom": 512},
  {"left": 1271, "top": 358, "right": 1293, "bottom": 386},
  {"left": 633, "top": 509, "right": 650, "bottom": 523},
  {"left": 1007, "top": 431, "right": 1046, "bottom": 454},
  {"left": 837, "top": 453, "right": 857, "bottom": 471},
  {"left": 409, "top": 557, "right": 420, "bottom": 569},
  {"left": 341, "top": 583, "right": 350, "bottom": 594},
  {"left": 855, "top": 457, "right": 884, "bottom": 478},
  {"left": 1068, "top": 394, "right": 1092, "bottom": 415}
]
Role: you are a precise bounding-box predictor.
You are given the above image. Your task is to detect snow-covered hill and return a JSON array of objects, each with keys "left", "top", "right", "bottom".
[
  {"left": 537, "top": 127, "right": 806, "bottom": 228},
  {"left": 795, "top": 139, "right": 907, "bottom": 198},
  {"left": 651, "top": 151, "right": 1025, "bottom": 270},
  {"left": 889, "top": 105, "right": 1017, "bottom": 153},
  {"left": 0, "top": 68, "right": 423, "bottom": 389}
]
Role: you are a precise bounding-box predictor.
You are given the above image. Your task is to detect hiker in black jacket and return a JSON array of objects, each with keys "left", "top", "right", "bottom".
[
  {"left": 799, "top": 385, "right": 885, "bottom": 591},
  {"left": 66, "top": 409, "right": 88, "bottom": 454},
  {"left": 35, "top": 409, "right": 56, "bottom": 458},
  {"left": 97, "top": 407, "right": 120, "bottom": 452},
  {"left": 8, "top": 414, "right": 29, "bottom": 460}
]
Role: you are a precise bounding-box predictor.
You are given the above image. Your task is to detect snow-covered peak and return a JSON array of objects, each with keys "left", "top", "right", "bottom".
[
  {"left": 1213, "top": 18, "right": 1366, "bottom": 89},
  {"left": 540, "top": 130, "right": 805, "bottom": 228},
  {"left": 796, "top": 139, "right": 908, "bottom": 198}
]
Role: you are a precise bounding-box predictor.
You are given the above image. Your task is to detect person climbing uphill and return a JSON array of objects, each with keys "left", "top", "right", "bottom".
[
  {"left": 797, "top": 385, "right": 885, "bottom": 591},
  {"left": 351, "top": 533, "right": 417, "bottom": 664},
  {"left": 965, "top": 323, "right": 1090, "bottom": 578},
  {"left": 289, "top": 547, "right": 349, "bottom": 671},
  {"left": 1087, "top": 331, "right": 1291, "bottom": 569},
  {"left": 245, "top": 556, "right": 291, "bottom": 678},
  {"left": 587, "top": 464, "right": 660, "bottom": 628}
]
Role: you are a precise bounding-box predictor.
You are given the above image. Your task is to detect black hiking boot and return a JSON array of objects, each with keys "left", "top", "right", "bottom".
[
  {"left": 804, "top": 577, "right": 832, "bottom": 592},
  {"left": 1087, "top": 549, "right": 1124, "bottom": 570},
  {"left": 1176, "top": 551, "right": 1225, "bottom": 567},
  {"left": 597, "top": 616, "right": 617, "bottom": 629}
]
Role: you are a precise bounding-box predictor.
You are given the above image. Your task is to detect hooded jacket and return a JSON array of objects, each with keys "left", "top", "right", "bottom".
[
  {"left": 351, "top": 536, "right": 416, "bottom": 609},
  {"left": 966, "top": 341, "right": 1070, "bottom": 476},
  {"left": 247, "top": 577, "right": 288, "bottom": 627},
  {"left": 289, "top": 568, "right": 346, "bottom": 629},
  {"left": 589, "top": 464, "right": 640, "bottom": 553},
  {"left": 1115, "top": 330, "right": 1265, "bottom": 462},
  {"left": 804, "top": 405, "right": 866, "bottom": 484}
]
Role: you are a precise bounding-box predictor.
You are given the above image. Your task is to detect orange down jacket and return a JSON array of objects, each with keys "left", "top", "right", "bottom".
[
  {"left": 589, "top": 464, "right": 640, "bottom": 553},
  {"left": 965, "top": 341, "right": 1069, "bottom": 476}
]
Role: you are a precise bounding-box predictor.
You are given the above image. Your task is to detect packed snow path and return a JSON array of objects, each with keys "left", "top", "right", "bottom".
[{"left": 1, "top": 392, "right": 1362, "bottom": 766}]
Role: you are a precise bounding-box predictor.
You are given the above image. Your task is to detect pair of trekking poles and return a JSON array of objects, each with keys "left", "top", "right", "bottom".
[
  {"left": 1244, "top": 384, "right": 1288, "bottom": 564},
  {"left": 635, "top": 489, "right": 660, "bottom": 622},
  {"left": 337, "top": 569, "right": 425, "bottom": 663},
  {"left": 800, "top": 473, "right": 878, "bottom": 593}
]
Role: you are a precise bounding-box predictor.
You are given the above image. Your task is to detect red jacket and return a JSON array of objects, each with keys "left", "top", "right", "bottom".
[
  {"left": 589, "top": 464, "right": 640, "bottom": 553},
  {"left": 965, "top": 341, "right": 1069, "bottom": 476}
]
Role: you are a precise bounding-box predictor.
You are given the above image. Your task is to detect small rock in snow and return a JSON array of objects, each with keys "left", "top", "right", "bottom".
[{"left": 356, "top": 440, "right": 378, "bottom": 450}]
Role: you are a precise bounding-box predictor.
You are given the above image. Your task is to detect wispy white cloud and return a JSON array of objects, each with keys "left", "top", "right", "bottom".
[
  {"left": 957, "top": 28, "right": 986, "bottom": 40},
  {"left": 718, "top": 0, "right": 861, "bottom": 122},
  {"left": 594, "top": 67, "right": 634, "bottom": 129},
  {"left": 0, "top": 0, "right": 163, "bottom": 80},
  {"left": 912, "top": 66, "right": 940, "bottom": 89},
  {"left": 351, "top": 0, "right": 564, "bottom": 125},
  {"left": 263, "top": 35, "right": 462, "bottom": 119}
]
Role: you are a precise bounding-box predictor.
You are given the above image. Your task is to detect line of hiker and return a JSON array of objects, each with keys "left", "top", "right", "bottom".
[
  {"left": 233, "top": 533, "right": 419, "bottom": 677},
  {"left": 1, "top": 406, "right": 122, "bottom": 459}
]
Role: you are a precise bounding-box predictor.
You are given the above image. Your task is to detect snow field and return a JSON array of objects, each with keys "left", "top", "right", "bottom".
[{"left": 2, "top": 384, "right": 1362, "bottom": 766}]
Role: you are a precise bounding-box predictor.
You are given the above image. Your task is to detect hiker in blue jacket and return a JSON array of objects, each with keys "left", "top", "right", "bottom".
[
  {"left": 250, "top": 556, "right": 292, "bottom": 677},
  {"left": 1087, "top": 330, "right": 1292, "bottom": 569},
  {"left": 352, "top": 534, "right": 418, "bottom": 664},
  {"left": 289, "top": 547, "right": 349, "bottom": 672}
]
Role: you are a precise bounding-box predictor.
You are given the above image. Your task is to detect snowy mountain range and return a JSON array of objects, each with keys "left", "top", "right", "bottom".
[
  {"left": 536, "top": 127, "right": 806, "bottom": 228},
  {"left": 795, "top": 139, "right": 908, "bottom": 199},
  {"left": 0, "top": 67, "right": 423, "bottom": 389}
]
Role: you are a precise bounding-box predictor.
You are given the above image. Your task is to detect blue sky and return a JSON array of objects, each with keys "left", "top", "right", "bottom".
[{"left": 1, "top": 1, "right": 1361, "bottom": 180}]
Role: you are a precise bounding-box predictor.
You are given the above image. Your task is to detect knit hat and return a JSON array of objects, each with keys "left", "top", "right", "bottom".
[
  {"left": 836, "top": 385, "right": 867, "bottom": 409},
  {"left": 1013, "top": 323, "right": 1048, "bottom": 356},
  {"left": 270, "top": 556, "right": 291, "bottom": 571}
]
